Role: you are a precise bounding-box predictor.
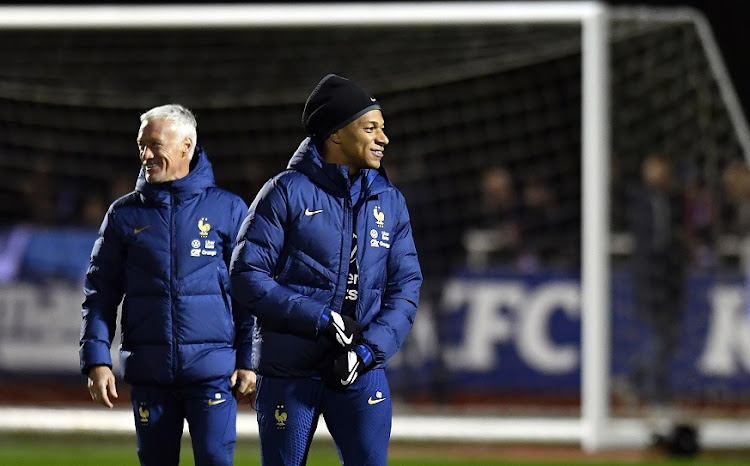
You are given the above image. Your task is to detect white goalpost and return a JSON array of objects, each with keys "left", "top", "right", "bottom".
[{"left": 2, "top": 2, "right": 750, "bottom": 453}]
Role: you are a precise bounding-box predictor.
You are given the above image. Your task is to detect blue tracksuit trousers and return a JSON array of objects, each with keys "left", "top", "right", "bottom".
[
  {"left": 255, "top": 369, "right": 392, "bottom": 466},
  {"left": 130, "top": 377, "right": 236, "bottom": 465}
]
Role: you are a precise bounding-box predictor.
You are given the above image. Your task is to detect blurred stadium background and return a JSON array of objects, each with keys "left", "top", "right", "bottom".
[{"left": 2, "top": 0, "right": 750, "bottom": 461}]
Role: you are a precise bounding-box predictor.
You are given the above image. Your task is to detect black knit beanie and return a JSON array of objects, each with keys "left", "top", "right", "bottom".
[{"left": 302, "top": 74, "right": 381, "bottom": 140}]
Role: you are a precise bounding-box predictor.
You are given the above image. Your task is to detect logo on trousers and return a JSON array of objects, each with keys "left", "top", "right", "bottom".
[
  {"left": 275, "top": 405, "right": 287, "bottom": 428},
  {"left": 368, "top": 391, "right": 387, "bottom": 405}
]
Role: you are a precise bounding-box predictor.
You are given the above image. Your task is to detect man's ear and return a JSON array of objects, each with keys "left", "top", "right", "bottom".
[
  {"left": 183, "top": 137, "right": 194, "bottom": 157},
  {"left": 329, "top": 131, "right": 342, "bottom": 145}
]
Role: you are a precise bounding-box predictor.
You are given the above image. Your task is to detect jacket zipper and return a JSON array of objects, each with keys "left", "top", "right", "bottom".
[
  {"left": 336, "top": 195, "right": 353, "bottom": 314},
  {"left": 170, "top": 192, "right": 178, "bottom": 382}
]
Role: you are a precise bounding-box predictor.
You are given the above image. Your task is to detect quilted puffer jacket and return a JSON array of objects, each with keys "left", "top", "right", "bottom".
[
  {"left": 79, "top": 145, "right": 252, "bottom": 385},
  {"left": 230, "top": 138, "right": 422, "bottom": 377}
]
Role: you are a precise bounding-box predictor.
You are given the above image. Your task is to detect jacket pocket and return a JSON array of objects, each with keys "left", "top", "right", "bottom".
[
  {"left": 359, "top": 288, "right": 382, "bottom": 323},
  {"left": 277, "top": 247, "right": 335, "bottom": 290}
]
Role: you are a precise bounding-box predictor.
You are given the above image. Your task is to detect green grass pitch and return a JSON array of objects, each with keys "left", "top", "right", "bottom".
[{"left": 1, "top": 432, "right": 749, "bottom": 465}]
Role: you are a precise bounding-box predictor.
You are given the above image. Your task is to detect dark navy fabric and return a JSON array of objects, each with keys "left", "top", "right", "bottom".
[
  {"left": 80, "top": 145, "right": 252, "bottom": 385},
  {"left": 230, "top": 137, "right": 422, "bottom": 377},
  {"left": 254, "top": 370, "right": 391, "bottom": 466},
  {"left": 131, "top": 376, "right": 237, "bottom": 465}
]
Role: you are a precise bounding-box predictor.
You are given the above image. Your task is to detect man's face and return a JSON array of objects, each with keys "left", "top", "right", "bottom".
[
  {"left": 335, "top": 109, "right": 389, "bottom": 174},
  {"left": 137, "top": 119, "right": 191, "bottom": 184}
]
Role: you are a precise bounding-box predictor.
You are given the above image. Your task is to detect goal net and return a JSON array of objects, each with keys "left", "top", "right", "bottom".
[{"left": 1, "top": 1, "right": 749, "bottom": 452}]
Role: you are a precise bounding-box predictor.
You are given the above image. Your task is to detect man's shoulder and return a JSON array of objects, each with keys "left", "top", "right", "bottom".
[
  {"left": 264, "top": 169, "right": 310, "bottom": 194},
  {"left": 273, "top": 168, "right": 302, "bottom": 183},
  {"left": 110, "top": 191, "right": 140, "bottom": 210}
]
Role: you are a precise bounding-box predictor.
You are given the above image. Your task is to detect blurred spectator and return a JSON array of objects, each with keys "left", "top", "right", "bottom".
[
  {"left": 722, "top": 159, "right": 750, "bottom": 316},
  {"left": 480, "top": 166, "right": 522, "bottom": 242},
  {"left": 463, "top": 166, "right": 522, "bottom": 270},
  {"left": 683, "top": 165, "right": 716, "bottom": 269},
  {"left": 722, "top": 159, "right": 750, "bottom": 238},
  {"left": 624, "top": 154, "right": 688, "bottom": 416},
  {"left": 463, "top": 168, "right": 580, "bottom": 272},
  {"left": 517, "top": 175, "right": 574, "bottom": 271}
]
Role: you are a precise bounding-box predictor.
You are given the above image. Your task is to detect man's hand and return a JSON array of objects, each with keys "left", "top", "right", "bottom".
[
  {"left": 87, "top": 365, "right": 118, "bottom": 409},
  {"left": 325, "top": 311, "right": 362, "bottom": 349},
  {"left": 231, "top": 369, "right": 257, "bottom": 406},
  {"left": 321, "top": 350, "right": 364, "bottom": 390}
]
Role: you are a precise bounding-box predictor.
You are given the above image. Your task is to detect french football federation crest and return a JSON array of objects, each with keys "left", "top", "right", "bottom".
[
  {"left": 198, "top": 217, "right": 211, "bottom": 237},
  {"left": 138, "top": 402, "right": 150, "bottom": 425},
  {"left": 373, "top": 206, "right": 385, "bottom": 227},
  {"left": 275, "top": 405, "right": 287, "bottom": 428}
]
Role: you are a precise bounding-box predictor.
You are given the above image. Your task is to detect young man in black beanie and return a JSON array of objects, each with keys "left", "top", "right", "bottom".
[{"left": 230, "top": 74, "right": 423, "bottom": 465}]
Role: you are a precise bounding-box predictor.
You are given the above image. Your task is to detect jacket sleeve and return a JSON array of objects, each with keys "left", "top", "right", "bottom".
[
  {"left": 230, "top": 177, "right": 328, "bottom": 339},
  {"left": 363, "top": 193, "right": 423, "bottom": 365},
  {"left": 227, "top": 195, "right": 255, "bottom": 370},
  {"left": 79, "top": 205, "right": 125, "bottom": 375}
]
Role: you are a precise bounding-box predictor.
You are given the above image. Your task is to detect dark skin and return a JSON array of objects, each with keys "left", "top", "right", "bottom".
[{"left": 322, "top": 109, "right": 389, "bottom": 176}]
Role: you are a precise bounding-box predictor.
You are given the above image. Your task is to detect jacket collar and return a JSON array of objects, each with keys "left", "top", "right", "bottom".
[
  {"left": 287, "top": 137, "right": 391, "bottom": 197},
  {"left": 134, "top": 144, "right": 216, "bottom": 204}
]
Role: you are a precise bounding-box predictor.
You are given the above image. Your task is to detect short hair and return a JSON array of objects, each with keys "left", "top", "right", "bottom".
[{"left": 140, "top": 104, "right": 198, "bottom": 160}]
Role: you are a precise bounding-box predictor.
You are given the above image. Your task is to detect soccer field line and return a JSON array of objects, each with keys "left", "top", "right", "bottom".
[
  {"left": 1, "top": 407, "right": 750, "bottom": 449},
  {"left": 0, "top": 406, "right": 583, "bottom": 442}
]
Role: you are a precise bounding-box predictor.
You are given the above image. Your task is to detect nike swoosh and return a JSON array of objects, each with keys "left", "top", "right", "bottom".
[
  {"left": 134, "top": 225, "right": 149, "bottom": 234},
  {"left": 207, "top": 398, "right": 227, "bottom": 406},
  {"left": 368, "top": 397, "right": 387, "bottom": 405},
  {"left": 335, "top": 326, "right": 353, "bottom": 346},
  {"left": 340, "top": 361, "right": 360, "bottom": 385},
  {"left": 305, "top": 208, "right": 324, "bottom": 216}
]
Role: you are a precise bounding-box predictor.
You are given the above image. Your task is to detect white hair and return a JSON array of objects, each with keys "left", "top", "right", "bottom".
[{"left": 140, "top": 104, "right": 198, "bottom": 160}]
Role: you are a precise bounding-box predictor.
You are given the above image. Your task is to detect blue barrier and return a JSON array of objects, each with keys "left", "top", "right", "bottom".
[
  {"left": 0, "top": 226, "right": 98, "bottom": 284},
  {"left": 386, "top": 269, "right": 750, "bottom": 399}
]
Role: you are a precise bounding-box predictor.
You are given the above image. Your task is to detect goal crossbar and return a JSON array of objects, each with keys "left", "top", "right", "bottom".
[{"left": 0, "top": 2, "right": 603, "bottom": 28}]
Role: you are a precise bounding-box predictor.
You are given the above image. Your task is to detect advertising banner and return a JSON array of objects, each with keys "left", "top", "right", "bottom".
[
  {"left": 2, "top": 268, "right": 749, "bottom": 401},
  {"left": 385, "top": 270, "right": 750, "bottom": 398}
]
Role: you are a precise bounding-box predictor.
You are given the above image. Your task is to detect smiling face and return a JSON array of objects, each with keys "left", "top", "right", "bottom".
[
  {"left": 327, "top": 109, "right": 389, "bottom": 175},
  {"left": 137, "top": 118, "right": 192, "bottom": 184}
]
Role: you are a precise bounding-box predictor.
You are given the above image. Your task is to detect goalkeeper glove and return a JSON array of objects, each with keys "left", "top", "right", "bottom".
[
  {"left": 324, "top": 311, "right": 362, "bottom": 349},
  {"left": 321, "top": 350, "right": 364, "bottom": 390}
]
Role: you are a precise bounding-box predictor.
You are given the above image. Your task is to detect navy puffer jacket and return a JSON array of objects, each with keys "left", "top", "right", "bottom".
[
  {"left": 79, "top": 146, "right": 252, "bottom": 385},
  {"left": 230, "top": 138, "right": 422, "bottom": 377}
]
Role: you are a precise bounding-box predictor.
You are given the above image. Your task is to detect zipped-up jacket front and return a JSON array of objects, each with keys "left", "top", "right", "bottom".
[
  {"left": 79, "top": 146, "right": 252, "bottom": 385},
  {"left": 230, "top": 138, "right": 422, "bottom": 377}
]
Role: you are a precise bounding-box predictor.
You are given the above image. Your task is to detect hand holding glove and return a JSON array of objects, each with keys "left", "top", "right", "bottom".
[
  {"left": 324, "top": 311, "right": 362, "bottom": 349},
  {"left": 321, "top": 350, "right": 365, "bottom": 390}
]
